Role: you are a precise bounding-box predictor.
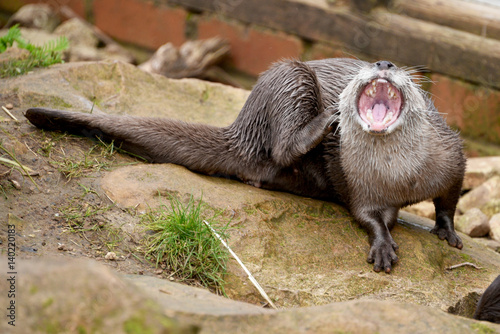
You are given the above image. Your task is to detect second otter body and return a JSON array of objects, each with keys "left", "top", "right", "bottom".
[{"left": 25, "top": 58, "right": 465, "bottom": 273}]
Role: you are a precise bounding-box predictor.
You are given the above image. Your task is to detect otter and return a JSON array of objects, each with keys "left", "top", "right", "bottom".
[
  {"left": 475, "top": 275, "right": 500, "bottom": 323},
  {"left": 25, "top": 58, "right": 465, "bottom": 273}
]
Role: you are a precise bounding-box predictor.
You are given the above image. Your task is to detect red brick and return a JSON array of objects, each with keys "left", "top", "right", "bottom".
[
  {"left": 430, "top": 74, "right": 500, "bottom": 144},
  {"left": 198, "top": 17, "right": 303, "bottom": 76},
  {"left": 93, "top": 0, "right": 187, "bottom": 49},
  {"left": 59, "top": 0, "right": 86, "bottom": 19}
]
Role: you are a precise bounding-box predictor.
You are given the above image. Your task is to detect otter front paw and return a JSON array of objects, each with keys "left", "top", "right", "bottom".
[
  {"left": 367, "top": 239, "right": 399, "bottom": 273},
  {"left": 430, "top": 227, "right": 463, "bottom": 249}
]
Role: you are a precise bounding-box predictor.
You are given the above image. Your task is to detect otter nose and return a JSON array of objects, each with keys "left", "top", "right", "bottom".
[{"left": 376, "top": 61, "right": 395, "bottom": 70}]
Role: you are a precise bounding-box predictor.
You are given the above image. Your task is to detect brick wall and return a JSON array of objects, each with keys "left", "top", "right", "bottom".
[{"left": 3, "top": 0, "right": 500, "bottom": 145}]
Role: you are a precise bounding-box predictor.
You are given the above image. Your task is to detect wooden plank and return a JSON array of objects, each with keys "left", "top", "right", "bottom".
[
  {"left": 393, "top": 0, "right": 500, "bottom": 40},
  {"left": 164, "top": 0, "right": 500, "bottom": 88}
]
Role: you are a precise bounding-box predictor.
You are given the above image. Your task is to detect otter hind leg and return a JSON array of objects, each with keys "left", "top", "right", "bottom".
[
  {"left": 269, "top": 61, "right": 336, "bottom": 167},
  {"left": 430, "top": 176, "right": 463, "bottom": 249},
  {"left": 431, "top": 196, "right": 463, "bottom": 249}
]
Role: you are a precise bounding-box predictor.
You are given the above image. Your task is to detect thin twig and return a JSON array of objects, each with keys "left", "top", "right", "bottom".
[
  {"left": 446, "top": 262, "right": 482, "bottom": 271},
  {"left": 1, "top": 106, "right": 18, "bottom": 121},
  {"left": 24, "top": 141, "right": 38, "bottom": 157},
  {"left": 202, "top": 220, "right": 278, "bottom": 309},
  {"left": 0, "top": 144, "right": 40, "bottom": 190},
  {"left": 69, "top": 239, "right": 82, "bottom": 248},
  {"left": 103, "top": 192, "right": 116, "bottom": 205}
]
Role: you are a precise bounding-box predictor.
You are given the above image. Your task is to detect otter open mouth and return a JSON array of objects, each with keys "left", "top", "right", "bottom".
[{"left": 358, "top": 78, "right": 402, "bottom": 133}]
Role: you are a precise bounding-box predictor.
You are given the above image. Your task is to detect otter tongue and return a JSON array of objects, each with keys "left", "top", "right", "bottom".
[{"left": 372, "top": 103, "right": 387, "bottom": 122}]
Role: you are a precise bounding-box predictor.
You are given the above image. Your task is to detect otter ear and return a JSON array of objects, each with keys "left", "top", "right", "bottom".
[{"left": 474, "top": 275, "right": 500, "bottom": 323}]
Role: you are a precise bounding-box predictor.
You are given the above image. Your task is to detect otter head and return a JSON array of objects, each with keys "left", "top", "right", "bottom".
[{"left": 339, "top": 60, "right": 425, "bottom": 136}]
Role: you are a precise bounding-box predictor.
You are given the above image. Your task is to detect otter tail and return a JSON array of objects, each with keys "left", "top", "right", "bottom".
[
  {"left": 474, "top": 275, "right": 500, "bottom": 323},
  {"left": 25, "top": 108, "right": 233, "bottom": 175}
]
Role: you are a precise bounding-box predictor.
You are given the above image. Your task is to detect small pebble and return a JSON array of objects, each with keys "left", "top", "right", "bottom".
[
  {"left": 57, "top": 244, "right": 66, "bottom": 251},
  {"left": 105, "top": 251, "right": 117, "bottom": 260},
  {"left": 5, "top": 103, "right": 13, "bottom": 109},
  {"left": 10, "top": 179, "right": 21, "bottom": 190},
  {"left": 154, "top": 269, "right": 163, "bottom": 275}
]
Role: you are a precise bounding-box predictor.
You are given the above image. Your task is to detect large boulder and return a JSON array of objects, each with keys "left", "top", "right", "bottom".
[{"left": 1, "top": 256, "right": 499, "bottom": 334}]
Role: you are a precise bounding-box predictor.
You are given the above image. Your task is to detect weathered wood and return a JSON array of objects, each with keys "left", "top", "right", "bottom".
[
  {"left": 165, "top": 0, "right": 500, "bottom": 89},
  {"left": 139, "top": 37, "right": 230, "bottom": 79},
  {"left": 369, "top": 11, "right": 500, "bottom": 89},
  {"left": 393, "top": 0, "right": 500, "bottom": 41}
]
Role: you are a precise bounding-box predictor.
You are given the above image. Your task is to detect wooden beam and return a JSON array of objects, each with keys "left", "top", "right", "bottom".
[{"left": 165, "top": 0, "right": 500, "bottom": 88}]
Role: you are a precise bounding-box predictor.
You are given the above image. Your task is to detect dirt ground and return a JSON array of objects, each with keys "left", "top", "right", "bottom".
[{"left": 0, "top": 112, "right": 165, "bottom": 279}]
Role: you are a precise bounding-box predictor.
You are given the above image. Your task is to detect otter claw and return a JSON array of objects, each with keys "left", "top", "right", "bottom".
[
  {"left": 430, "top": 227, "right": 463, "bottom": 249},
  {"left": 367, "top": 241, "right": 399, "bottom": 273}
]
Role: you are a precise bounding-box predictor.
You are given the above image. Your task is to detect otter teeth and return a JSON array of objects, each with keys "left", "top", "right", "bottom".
[
  {"left": 367, "top": 88, "right": 375, "bottom": 97},
  {"left": 366, "top": 109, "right": 373, "bottom": 121},
  {"left": 387, "top": 86, "right": 398, "bottom": 100},
  {"left": 383, "top": 111, "right": 394, "bottom": 124}
]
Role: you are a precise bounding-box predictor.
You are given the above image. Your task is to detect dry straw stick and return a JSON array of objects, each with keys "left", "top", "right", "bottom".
[
  {"left": 2, "top": 106, "right": 18, "bottom": 121},
  {"left": 202, "top": 220, "right": 278, "bottom": 309}
]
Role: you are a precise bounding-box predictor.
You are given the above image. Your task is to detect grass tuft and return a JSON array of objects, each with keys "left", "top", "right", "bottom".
[
  {"left": 0, "top": 24, "right": 69, "bottom": 78},
  {"left": 51, "top": 141, "right": 117, "bottom": 179},
  {"left": 141, "top": 196, "right": 229, "bottom": 295}
]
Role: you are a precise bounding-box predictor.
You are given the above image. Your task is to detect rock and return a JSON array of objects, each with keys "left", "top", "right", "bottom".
[
  {"left": 402, "top": 200, "right": 435, "bottom": 219},
  {"left": 0, "top": 257, "right": 194, "bottom": 333},
  {"left": 124, "top": 273, "right": 270, "bottom": 317},
  {"left": 0, "top": 61, "right": 249, "bottom": 122},
  {"left": 2, "top": 256, "right": 500, "bottom": 334},
  {"left": 455, "top": 208, "right": 490, "bottom": 237},
  {"left": 54, "top": 18, "right": 135, "bottom": 63},
  {"left": 447, "top": 290, "right": 482, "bottom": 318},
  {"left": 100, "top": 162, "right": 500, "bottom": 309},
  {"left": 490, "top": 214, "right": 500, "bottom": 242},
  {"left": 483, "top": 199, "right": 500, "bottom": 218},
  {"left": 458, "top": 176, "right": 500, "bottom": 213},
  {"left": 105, "top": 251, "right": 118, "bottom": 260},
  {"left": 473, "top": 237, "right": 500, "bottom": 252},
  {"left": 5, "top": 4, "right": 60, "bottom": 32},
  {"left": 0, "top": 27, "right": 62, "bottom": 48},
  {"left": 54, "top": 17, "right": 99, "bottom": 49},
  {"left": 0, "top": 47, "right": 30, "bottom": 64},
  {"left": 463, "top": 156, "right": 500, "bottom": 190}
]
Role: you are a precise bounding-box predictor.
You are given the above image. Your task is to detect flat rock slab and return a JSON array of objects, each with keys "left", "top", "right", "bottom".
[
  {"left": 102, "top": 163, "right": 500, "bottom": 310},
  {"left": 0, "top": 60, "right": 249, "bottom": 124},
  {"left": 1, "top": 256, "right": 499, "bottom": 334}
]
